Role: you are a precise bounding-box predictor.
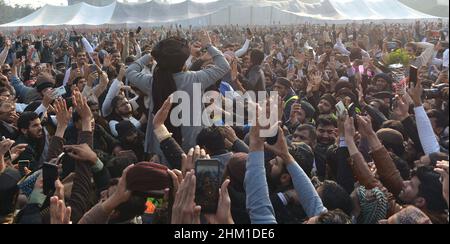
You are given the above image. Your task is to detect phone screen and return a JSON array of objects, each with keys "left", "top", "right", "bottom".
[
  {"left": 18, "top": 160, "right": 30, "bottom": 176},
  {"left": 71, "top": 63, "right": 78, "bottom": 70},
  {"left": 409, "top": 65, "right": 418, "bottom": 88},
  {"left": 42, "top": 163, "right": 59, "bottom": 196},
  {"left": 195, "top": 159, "right": 220, "bottom": 214}
]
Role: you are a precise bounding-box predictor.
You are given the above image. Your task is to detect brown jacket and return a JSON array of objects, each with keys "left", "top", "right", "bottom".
[
  {"left": 349, "top": 147, "right": 402, "bottom": 217},
  {"left": 78, "top": 203, "right": 110, "bottom": 224},
  {"left": 67, "top": 131, "right": 94, "bottom": 224},
  {"left": 350, "top": 147, "right": 448, "bottom": 223}
]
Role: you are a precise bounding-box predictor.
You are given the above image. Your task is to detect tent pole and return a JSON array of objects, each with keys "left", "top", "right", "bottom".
[
  {"left": 270, "top": 6, "right": 274, "bottom": 25},
  {"left": 228, "top": 6, "right": 231, "bottom": 25}
]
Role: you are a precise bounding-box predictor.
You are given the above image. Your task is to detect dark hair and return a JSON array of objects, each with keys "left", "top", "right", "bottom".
[
  {"left": 316, "top": 115, "right": 337, "bottom": 128},
  {"left": 125, "top": 56, "right": 136, "bottom": 65},
  {"left": 107, "top": 156, "right": 137, "bottom": 179},
  {"left": 296, "top": 124, "right": 317, "bottom": 142},
  {"left": 196, "top": 127, "right": 226, "bottom": 154},
  {"left": 104, "top": 65, "right": 118, "bottom": 81},
  {"left": 316, "top": 209, "right": 352, "bottom": 224},
  {"left": 382, "top": 120, "right": 408, "bottom": 141},
  {"left": 427, "top": 109, "right": 448, "bottom": 129},
  {"left": 324, "top": 42, "right": 334, "bottom": 48},
  {"left": 24, "top": 101, "right": 42, "bottom": 113},
  {"left": 151, "top": 37, "right": 190, "bottom": 145},
  {"left": 111, "top": 95, "right": 127, "bottom": 118},
  {"left": 0, "top": 86, "right": 10, "bottom": 95},
  {"left": 389, "top": 152, "right": 411, "bottom": 180},
  {"left": 317, "top": 181, "right": 353, "bottom": 216},
  {"left": 113, "top": 195, "right": 147, "bottom": 224},
  {"left": 250, "top": 49, "right": 265, "bottom": 66},
  {"left": 412, "top": 166, "right": 448, "bottom": 212},
  {"left": 17, "top": 112, "right": 39, "bottom": 131}
]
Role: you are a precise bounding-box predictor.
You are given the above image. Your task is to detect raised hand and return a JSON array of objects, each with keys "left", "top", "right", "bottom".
[
  {"left": 50, "top": 196, "right": 72, "bottom": 224},
  {"left": 153, "top": 96, "right": 172, "bottom": 129},
  {"left": 204, "top": 179, "right": 234, "bottom": 224},
  {"left": 63, "top": 144, "right": 98, "bottom": 165},
  {"left": 171, "top": 170, "right": 202, "bottom": 224},
  {"left": 392, "top": 94, "right": 410, "bottom": 122},
  {"left": 408, "top": 76, "right": 423, "bottom": 107},
  {"left": 199, "top": 30, "right": 212, "bottom": 48}
]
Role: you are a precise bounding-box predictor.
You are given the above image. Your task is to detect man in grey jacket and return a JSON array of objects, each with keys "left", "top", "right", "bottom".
[{"left": 126, "top": 31, "right": 230, "bottom": 161}]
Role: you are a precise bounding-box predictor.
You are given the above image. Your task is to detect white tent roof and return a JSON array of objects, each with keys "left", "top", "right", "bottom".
[{"left": 1, "top": 0, "right": 440, "bottom": 27}]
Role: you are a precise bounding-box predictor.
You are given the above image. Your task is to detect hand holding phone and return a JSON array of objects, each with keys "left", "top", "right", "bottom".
[
  {"left": 335, "top": 101, "right": 346, "bottom": 118},
  {"left": 409, "top": 65, "right": 418, "bottom": 88},
  {"left": 18, "top": 160, "right": 30, "bottom": 176},
  {"left": 52, "top": 86, "right": 67, "bottom": 99},
  {"left": 195, "top": 159, "right": 220, "bottom": 214},
  {"left": 42, "top": 163, "right": 59, "bottom": 196}
]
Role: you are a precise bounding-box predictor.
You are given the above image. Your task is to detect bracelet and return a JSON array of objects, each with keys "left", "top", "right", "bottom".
[{"left": 154, "top": 125, "right": 173, "bottom": 142}]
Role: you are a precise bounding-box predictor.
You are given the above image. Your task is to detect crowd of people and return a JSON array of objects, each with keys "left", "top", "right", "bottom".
[{"left": 0, "top": 20, "right": 449, "bottom": 224}]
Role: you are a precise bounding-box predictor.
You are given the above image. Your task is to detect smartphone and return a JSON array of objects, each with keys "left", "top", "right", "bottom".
[
  {"left": 409, "top": 65, "right": 418, "bottom": 88},
  {"left": 42, "top": 163, "right": 59, "bottom": 196},
  {"left": 335, "top": 101, "right": 346, "bottom": 117},
  {"left": 195, "top": 159, "right": 220, "bottom": 214},
  {"left": 89, "top": 64, "right": 98, "bottom": 74},
  {"left": 348, "top": 103, "right": 361, "bottom": 129},
  {"left": 71, "top": 63, "right": 78, "bottom": 70},
  {"left": 52, "top": 86, "right": 67, "bottom": 98},
  {"left": 136, "top": 26, "right": 142, "bottom": 34},
  {"left": 18, "top": 160, "right": 30, "bottom": 176},
  {"left": 65, "top": 97, "right": 74, "bottom": 108}
]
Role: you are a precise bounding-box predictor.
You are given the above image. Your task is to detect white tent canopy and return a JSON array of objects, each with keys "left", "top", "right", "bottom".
[{"left": 1, "top": 0, "right": 440, "bottom": 27}]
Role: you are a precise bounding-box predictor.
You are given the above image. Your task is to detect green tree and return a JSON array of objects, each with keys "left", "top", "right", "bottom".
[{"left": 0, "top": 0, "right": 38, "bottom": 25}]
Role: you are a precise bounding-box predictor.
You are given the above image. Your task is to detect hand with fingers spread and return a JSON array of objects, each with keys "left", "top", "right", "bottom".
[
  {"left": 103, "top": 54, "right": 112, "bottom": 68},
  {"left": 199, "top": 30, "right": 212, "bottom": 48},
  {"left": 182, "top": 146, "right": 209, "bottom": 176},
  {"left": 392, "top": 94, "right": 410, "bottom": 122},
  {"left": 54, "top": 98, "right": 73, "bottom": 137},
  {"left": 72, "top": 90, "right": 93, "bottom": 131},
  {"left": 50, "top": 196, "right": 72, "bottom": 224},
  {"left": 63, "top": 144, "right": 97, "bottom": 165},
  {"left": 435, "top": 161, "right": 449, "bottom": 207},
  {"left": 171, "top": 170, "right": 202, "bottom": 224},
  {"left": 204, "top": 179, "right": 234, "bottom": 224}
]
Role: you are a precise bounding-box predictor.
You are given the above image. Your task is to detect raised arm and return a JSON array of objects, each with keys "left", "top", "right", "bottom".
[
  {"left": 191, "top": 31, "right": 230, "bottom": 88},
  {"left": 244, "top": 118, "right": 277, "bottom": 224},
  {"left": 125, "top": 54, "right": 153, "bottom": 96},
  {"left": 265, "top": 127, "right": 327, "bottom": 218},
  {"left": 409, "top": 78, "right": 441, "bottom": 155},
  {"left": 101, "top": 78, "right": 122, "bottom": 118},
  {"left": 235, "top": 39, "right": 251, "bottom": 58}
]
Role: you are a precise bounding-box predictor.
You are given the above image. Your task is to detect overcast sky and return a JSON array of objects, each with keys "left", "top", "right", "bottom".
[
  {"left": 4, "top": 0, "right": 218, "bottom": 8},
  {"left": 5, "top": 0, "right": 448, "bottom": 8}
]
